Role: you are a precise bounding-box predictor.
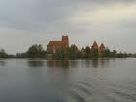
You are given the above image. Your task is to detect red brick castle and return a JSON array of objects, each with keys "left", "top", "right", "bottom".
[
  {"left": 47, "top": 35, "right": 106, "bottom": 57},
  {"left": 47, "top": 35, "right": 69, "bottom": 54},
  {"left": 91, "top": 41, "right": 106, "bottom": 57}
]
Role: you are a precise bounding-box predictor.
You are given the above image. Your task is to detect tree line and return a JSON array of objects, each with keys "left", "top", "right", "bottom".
[
  {"left": 0, "top": 44, "right": 135, "bottom": 59},
  {"left": 52, "top": 45, "right": 132, "bottom": 59}
]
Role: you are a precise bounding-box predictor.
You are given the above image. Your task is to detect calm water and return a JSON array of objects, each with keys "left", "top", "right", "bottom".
[{"left": 0, "top": 58, "right": 136, "bottom": 102}]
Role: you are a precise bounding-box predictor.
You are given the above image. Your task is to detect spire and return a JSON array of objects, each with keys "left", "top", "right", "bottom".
[
  {"left": 92, "top": 41, "right": 98, "bottom": 49},
  {"left": 99, "top": 43, "right": 105, "bottom": 49}
]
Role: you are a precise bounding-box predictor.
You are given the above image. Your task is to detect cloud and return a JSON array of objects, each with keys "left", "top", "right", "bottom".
[
  {"left": 0, "top": 0, "right": 136, "bottom": 53},
  {"left": 0, "top": 0, "right": 135, "bottom": 31},
  {"left": 69, "top": 3, "right": 136, "bottom": 24}
]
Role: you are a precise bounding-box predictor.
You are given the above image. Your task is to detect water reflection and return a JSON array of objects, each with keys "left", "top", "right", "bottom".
[
  {"left": 0, "top": 60, "right": 6, "bottom": 66},
  {"left": 47, "top": 60, "right": 69, "bottom": 68},
  {"left": 0, "top": 59, "right": 135, "bottom": 102},
  {"left": 47, "top": 59, "right": 110, "bottom": 69},
  {"left": 91, "top": 59, "right": 99, "bottom": 68},
  {"left": 69, "top": 60, "right": 78, "bottom": 68},
  {"left": 27, "top": 60, "right": 45, "bottom": 67},
  {"left": 82, "top": 59, "right": 110, "bottom": 68},
  {"left": 92, "top": 59, "right": 110, "bottom": 68}
]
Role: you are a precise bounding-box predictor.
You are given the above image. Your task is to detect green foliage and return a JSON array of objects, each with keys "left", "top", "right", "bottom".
[
  {"left": 53, "top": 44, "right": 79, "bottom": 59},
  {"left": 0, "top": 43, "right": 133, "bottom": 59},
  {"left": 84, "top": 46, "right": 91, "bottom": 58},
  {"left": 68, "top": 44, "right": 79, "bottom": 59},
  {"left": 0, "top": 49, "right": 8, "bottom": 58},
  {"left": 16, "top": 53, "right": 27, "bottom": 58},
  {"left": 111, "top": 50, "right": 117, "bottom": 57},
  {"left": 116, "top": 52, "right": 128, "bottom": 58},
  {"left": 54, "top": 47, "right": 66, "bottom": 59},
  {"left": 91, "top": 48, "right": 99, "bottom": 58},
  {"left": 50, "top": 44, "right": 133, "bottom": 59},
  {"left": 26, "top": 44, "right": 47, "bottom": 58},
  {"left": 105, "top": 48, "right": 111, "bottom": 57}
]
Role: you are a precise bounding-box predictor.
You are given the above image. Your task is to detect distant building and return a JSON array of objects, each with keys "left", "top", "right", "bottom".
[
  {"left": 47, "top": 35, "right": 69, "bottom": 54},
  {"left": 99, "top": 43, "right": 106, "bottom": 57},
  {"left": 91, "top": 41, "right": 106, "bottom": 57},
  {"left": 91, "top": 41, "right": 99, "bottom": 50}
]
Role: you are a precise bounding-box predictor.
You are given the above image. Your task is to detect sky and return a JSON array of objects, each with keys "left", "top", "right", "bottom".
[{"left": 0, "top": 0, "right": 136, "bottom": 54}]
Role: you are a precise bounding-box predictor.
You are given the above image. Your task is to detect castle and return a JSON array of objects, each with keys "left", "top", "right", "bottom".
[
  {"left": 91, "top": 41, "right": 106, "bottom": 57},
  {"left": 47, "top": 35, "right": 106, "bottom": 56},
  {"left": 47, "top": 35, "right": 69, "bottom": 54}
]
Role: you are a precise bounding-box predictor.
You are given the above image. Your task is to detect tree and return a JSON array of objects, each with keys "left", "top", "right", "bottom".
[
  {"left": 26, "top": 44, "right": 47, "bottom": 58},
  {"left": 54, "top": 44, "right": 79, "bottom": 59},
  {"left": 104, "top": 48, "right": 111, "bottom": 57},
  {"left": 84, "top": 46, "right": 91, "bottom": 58},
  {"left": 68, "top": 44, "right": 79, "bottom": 59},
  {"left": 116, "top": 51, "right": 128, "bottom": 58},
  {"left": 91, "top": 48, "right": 99, "bottom": 58},
  {"left": 54, "top": 47, "right": 66, "bottom": 59},
  {"left": 111, "top": 50, "right": 117, "bottom": 57},
  {"left": 80, "top": 47, "right": 85, "bottom": 58},
  {"left": 0, "top": 49, "right": 8, "bottom": 58}
]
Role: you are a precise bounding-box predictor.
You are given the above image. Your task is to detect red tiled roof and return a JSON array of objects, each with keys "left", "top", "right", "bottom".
[
  {"left": 92, "top": 41, "right": 98, "bottom": 48},
  {"left": 99, "top": 43, "right": 105, "bottom": 48},
  {"left": 47, "top": 41, "right": 65, "bottom": 46}
]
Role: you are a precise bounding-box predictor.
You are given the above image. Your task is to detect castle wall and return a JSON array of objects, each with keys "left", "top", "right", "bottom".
[{"left": 47, "top": 35, "right": 69, "bottom": 54}]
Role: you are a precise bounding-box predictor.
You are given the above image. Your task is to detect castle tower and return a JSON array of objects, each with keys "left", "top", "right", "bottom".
[
  {"left": 62, "top": 35, "right": 69, "bottom": 47},
  {"left": 91, "top": 41, "right": 98, "bottom": 50},
  {"left": 99, "top": 43, "right": 106, "bottom": 57},
  {"left": 99, "top": 43, "right": 105, "bottom": 51}
]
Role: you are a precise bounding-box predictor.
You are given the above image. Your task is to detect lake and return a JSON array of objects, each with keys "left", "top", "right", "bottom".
[{"left": 0, "top": 58, "right": 136, "bottom": 102}]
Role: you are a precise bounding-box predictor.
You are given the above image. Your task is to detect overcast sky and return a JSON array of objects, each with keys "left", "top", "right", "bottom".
[{"left": 0, "top": 0, "right": 136, "bottom": 54}]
